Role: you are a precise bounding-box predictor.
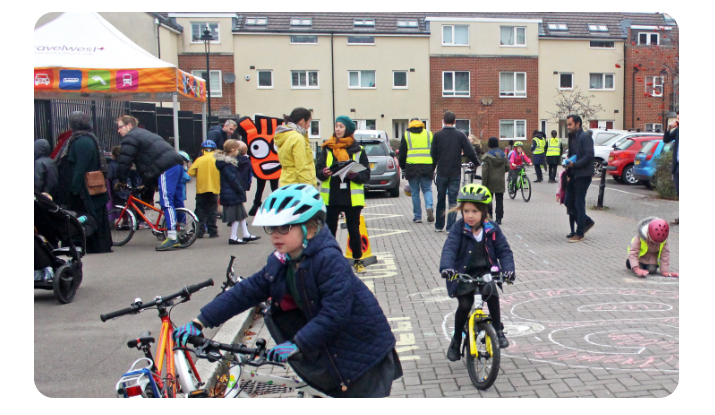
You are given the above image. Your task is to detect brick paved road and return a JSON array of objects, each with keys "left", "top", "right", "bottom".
[{"left": 238, "top": 167, "right": 678, "bottom": 398}]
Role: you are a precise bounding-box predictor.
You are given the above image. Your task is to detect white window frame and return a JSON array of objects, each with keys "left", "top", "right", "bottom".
[
  {"left": 645, "top": 123, "right": 663, "bottom": 132},
  {"left": 244, "top": 17, "right": 267, "bottom": 26},
  {"left": 397, "top": 20, "right": 418, "bottom": 28},
  {"left": 499, "top": 119, "right": 527, "bottom": 139},
  {"left": 540, "top": 119, "right": 548, "bottom": 133},
  {"left": 588, "top": 24, "right": 609, "bottom": 32},
  {"left": 499, "top": 72, "right": 527, "bottom": 98},
  {"left": 645, "top": 76, "right": 664, "bottom": 97},
  {"left": 455, "top": 119, "right": 471, "bottom": 135},
  {"left": 309, "top": 120, "right": 321, "bottom": 138},
  {"left": 291, "top": 70, "right": 319, "bottom": 89},
  {"left": 589, "top": 73, "right": 615, "bottom": 91},
  {"left": 192, "top": 70, "right": 222, "bottom": 97},
  {"left": 547, "top": 23, "right": 568, "bottom": 31},
  {"left": 559, "top": 73, "right": 574, "bottom": 90},
  {"left": 442, "top": 71, "right": 470, "bottom": 97},
  {"left": 347, "top": 36, "right": 375, "bottom": 45},
  {"left": 290, "top": 18, "right": 312, "bottom": 26},
  {"left": 589, "top": 40, "right": 615, "bottom": 49},
  {"left": 348, "top": 70, "right": 376, "bottom": 89},
  {"left": 638, "top": 32, "right": 659, "bottom": 45},
  {"left": 353, "top": 19, "right": 375, "bottom": 27},
  {"left": 442, "top": 25, "right": 469, "bottom": 46},
  {"left": 500, "top": 26, "right": 526, "bottom": 47},
  {"left": 290, "top": 35, "right": 318, "bottom": 44},
  {"left": 392, "top": 71, "right": 408, "bottom": 89},
  {"left": 256, "top": 70, "right": 273, "bottom": 89},
  {"left": 191, "top": 22, "right": 220, "bottom": 44}
]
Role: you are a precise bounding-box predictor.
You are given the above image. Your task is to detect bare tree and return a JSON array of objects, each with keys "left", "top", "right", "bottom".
[
  {"left": 473, "top": 106, "right": 489, "bottom": 141},
  {"left": 547, "top": 87, "right": 604, "bottom": 125}
]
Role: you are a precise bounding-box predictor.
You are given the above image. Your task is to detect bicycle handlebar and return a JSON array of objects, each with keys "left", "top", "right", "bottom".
[
  {"left": 186, "top": 336, "right": 283, "bottom": 368},
  {"left": 100, "top": 279, "right": 214, "bottom": 322},
  {"left": 456, "top": 272, "right": 507, "bottom": 285}
]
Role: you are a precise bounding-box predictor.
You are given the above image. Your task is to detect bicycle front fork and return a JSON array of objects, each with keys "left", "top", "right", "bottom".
[{"left": 467, "top": 310, "right": 493, "bottom": 358}]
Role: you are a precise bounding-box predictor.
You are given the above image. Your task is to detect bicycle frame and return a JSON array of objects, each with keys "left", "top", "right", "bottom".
[
  {"left": 120, "top": 194, "right": 166, "bottom": 232},
  {"left": 467, "top": 299, "right": 494, "bottom": 358}
]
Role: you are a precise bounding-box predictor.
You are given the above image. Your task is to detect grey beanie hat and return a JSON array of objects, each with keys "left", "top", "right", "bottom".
[{"left": 69, "top": 111, "right": 92, "bottom": 131}]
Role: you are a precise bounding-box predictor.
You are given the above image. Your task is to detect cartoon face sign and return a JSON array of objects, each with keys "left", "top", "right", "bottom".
[{"left": 237, "top": 115, "right": 283, "bottom": 180}]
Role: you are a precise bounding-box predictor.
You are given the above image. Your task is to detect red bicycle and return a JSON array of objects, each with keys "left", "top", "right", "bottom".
[{"left": 109, "top": 186, "right": 199, "bottom": 247}]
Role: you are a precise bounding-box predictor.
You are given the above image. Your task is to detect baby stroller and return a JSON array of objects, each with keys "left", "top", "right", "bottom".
[{"left": 34, "top": 191, "right": 86, "bottom": 304}]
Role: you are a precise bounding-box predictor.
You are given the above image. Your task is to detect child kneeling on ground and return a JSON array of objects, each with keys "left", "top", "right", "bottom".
[
  {"left": 440, "top": 184, "right": 516, "bottom": 361},
  {"left": 174, "top": 184, "right": 402, "bottom": 397},
  {"left": 626, "top": 217, "right": 679, "bottom": 278}
]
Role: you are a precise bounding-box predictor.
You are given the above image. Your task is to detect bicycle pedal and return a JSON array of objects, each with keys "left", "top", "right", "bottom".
[{"left": 187, "top": 389, "right": 209, "bottom": 398}]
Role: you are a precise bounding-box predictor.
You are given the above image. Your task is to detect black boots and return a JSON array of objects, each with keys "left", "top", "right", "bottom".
[{"left": 447, "top": 337, "right": 461, "bottom": 361}]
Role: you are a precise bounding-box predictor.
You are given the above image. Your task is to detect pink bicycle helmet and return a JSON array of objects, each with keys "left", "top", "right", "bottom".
[{"left": 647, "top": 218, "right": 669, "bottom": 244}]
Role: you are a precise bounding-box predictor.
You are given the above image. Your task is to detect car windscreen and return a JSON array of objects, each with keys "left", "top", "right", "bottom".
[
  {"left": 638, "top": 140, "right": 659, "bottom": 155},
  {"left": 355, "top": 133, "right": 382, "bottom": 140},
  {"left": 595, "top": 132, "right": 619, "bottom": 145},
  {"left": 360, "top": 142, "right": 388, "bottom": 157},
  {"left": 615, "top": 139, "right": 635, "bottom": 151}
]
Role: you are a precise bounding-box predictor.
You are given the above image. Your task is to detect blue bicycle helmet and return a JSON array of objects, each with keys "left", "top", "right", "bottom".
[
  {"left": 201, "top": 140, "right": 216, "bottom": 149},
  {"left": 253, "top": 184, "right": 326, "bottom": 227},
  {"left": 179, "top": 151, "right": 191, "bottom": 163}
]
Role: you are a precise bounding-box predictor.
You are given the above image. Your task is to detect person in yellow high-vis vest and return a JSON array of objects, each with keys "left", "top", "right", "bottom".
[
  {"left": 545, "top": 130, "right": 563, "bottom": 183},
  {"left": 626, "top": 217, "right": 678, "bottom": 278},
  {"left": 530, "top": 130, "right": 547, "bottom": 182},
  {"left": 398, "top": 118, "right": 435, "bottom": 224},
  {"left": 316, "top": 116, "right": 371, "bottom": 273}
]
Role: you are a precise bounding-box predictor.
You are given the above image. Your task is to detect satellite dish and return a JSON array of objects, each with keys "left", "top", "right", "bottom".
[{"left": 224, "top": 73, "right": 236, "bottom": 84}]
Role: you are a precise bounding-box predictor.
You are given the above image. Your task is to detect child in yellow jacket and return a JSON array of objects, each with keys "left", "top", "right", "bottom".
[{"left": 188, "top": 140, "right": 221, "bottom": 238}]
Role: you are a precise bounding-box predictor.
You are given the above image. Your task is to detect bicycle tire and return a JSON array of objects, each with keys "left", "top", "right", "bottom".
[
  {"left": 521, "top": 175, "right": 531, "bottom": 202},
  {"left": 465, "top": 321, "right": 500, "bottom": 390},
  {"left": 53, "top": 264, "right": 80, "bottom": 304},
  {"left": 507, "top": 178, "right": 517, "bottom": 199},
  {"left": 159, "top": 208, "right": 200, "bottom": 248},
  {"left": 109, "top": 208, "right": 136, "bottom": 246}
]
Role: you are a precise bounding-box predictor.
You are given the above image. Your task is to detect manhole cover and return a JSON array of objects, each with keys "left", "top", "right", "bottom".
[{"left": 239, "top": 379, "right": 294, "bottom": 396}]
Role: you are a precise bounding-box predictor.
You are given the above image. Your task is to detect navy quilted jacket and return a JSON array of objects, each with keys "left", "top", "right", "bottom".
[
  {"left": 439, "top": 218, "right": 515, "bottom": 297},
  {"left": 198, "top": 225, "right": 396, "bottom": 386},
  {"left": 214, "top": 152, "right": 246, "bottom": 205}
]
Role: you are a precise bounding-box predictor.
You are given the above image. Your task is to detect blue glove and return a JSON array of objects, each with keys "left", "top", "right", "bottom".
[
  {"left": 173, "top": 321, "right": 202, "bottom": 347},
  {"left": 266, "top": 341, "right": 299, "bottom": 363},
  {"left": 503, "top": 270, "right": 516, "bottom": 282},
  {"left": 441, "top": 269, "right": 457, "bottom": 281}
]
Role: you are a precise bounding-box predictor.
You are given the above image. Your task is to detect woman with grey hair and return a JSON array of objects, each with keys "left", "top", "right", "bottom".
[{"left": 55, "top": 111, "right": 113, "bottom": 253}]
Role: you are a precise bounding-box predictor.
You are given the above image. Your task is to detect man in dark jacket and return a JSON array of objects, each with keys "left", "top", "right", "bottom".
[
  {"left": 663, "top": 114, "right": 679, "bottom": 225},
  {"left": 398, "top": 119, "right": 435, "bottom": 223},
  {"left": 208, "top": 120, "right": 237, "bottom": 151},
  {"left": 114, "top": 115, "right": 186, "bottom": 251},
  {"left": 564, "top": 115, "right": 596, "bottom": 242},
  {"left": 481, "top": 137, "right": 510, "bottom": 224},
  {"left": 431, "top": 111, "right": 480, "bottom": 232},
  {"left": 34, "top": 139, "right": 58, "bottom": 198}
]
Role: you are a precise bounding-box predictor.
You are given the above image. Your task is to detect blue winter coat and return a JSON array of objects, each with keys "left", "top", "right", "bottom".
[
  {"left": 236, "top": 154, "right": 252, "bottom": 192},
  {"left": 198, "top": 224, "right": 396, "bottom": 387},
  {"left": 214, "top": 152, "right": 245, "bottom": 205},
  {"left": 439, "top": 218, "right": 516, "bottom": 297}
]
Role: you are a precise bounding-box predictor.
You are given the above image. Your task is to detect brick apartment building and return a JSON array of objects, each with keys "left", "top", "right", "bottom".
[{"left": 177, "top": 53, "right": 236, "bottom": 114}]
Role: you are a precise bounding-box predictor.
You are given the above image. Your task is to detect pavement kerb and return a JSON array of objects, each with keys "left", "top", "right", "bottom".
[{"left": 196, "top": 306, "right": 256, "bottom": 390}]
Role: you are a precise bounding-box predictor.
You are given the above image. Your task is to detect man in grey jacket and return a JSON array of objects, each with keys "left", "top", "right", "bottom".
[{"left": 564, "top": 115, "right": 595, "bottom": 243}]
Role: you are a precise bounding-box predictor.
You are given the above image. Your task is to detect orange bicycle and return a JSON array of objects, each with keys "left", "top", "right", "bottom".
[{"left": 109, "top": 186, "right": 199, "bottom": 247}]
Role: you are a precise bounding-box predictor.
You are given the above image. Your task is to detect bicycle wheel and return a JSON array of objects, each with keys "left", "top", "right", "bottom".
[
  {"left": 109, "top": 208, "right": 136, "bottom": 246},
  {"left": 507, "top": 178, "right": 517, "bottom": 199},
  {"left": 159, "top": 208, "right": 199, "bottom": 248},
  {"left": 465, "top": 321, "right": 500, "bottom": 390},
  {"left": 174, "top": 350, "right": 201, "bottom": 396},
  {"left": 53, "top": 264, "right": 80, "bottom": 304},
  {"left": 521, "top": 175, "right": 532, "bottom": 202}
]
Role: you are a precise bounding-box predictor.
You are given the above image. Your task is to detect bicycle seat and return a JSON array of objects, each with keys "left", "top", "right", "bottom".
[{"left": 127, "top": 331, "right": 155, "bottom": 349}]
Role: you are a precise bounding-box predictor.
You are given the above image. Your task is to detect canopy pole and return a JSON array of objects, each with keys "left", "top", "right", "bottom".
[
  {"left": 173, "top": 93, "right": 180, "bottom": 152},
  {"left": 202, "top": 102, "right": 208, "bottom": 141}
]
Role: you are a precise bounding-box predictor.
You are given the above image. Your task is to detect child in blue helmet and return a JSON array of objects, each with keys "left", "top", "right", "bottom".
[
  {"left": 178, "top": 151, "right": 192, "bottom": 202},
  {"left": 174, "top": 184, "right": 402, "bottom": 397}
]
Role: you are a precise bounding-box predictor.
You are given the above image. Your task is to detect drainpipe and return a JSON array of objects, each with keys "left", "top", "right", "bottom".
[
  {"left": 632, "top": 66, "right": 638, "bottom": 129},
  {"left": 156, "top": 18, "right": 163, "bottom": 108},
  {"left": 331, "top": 32, "right": 335, "bottom": 126}
]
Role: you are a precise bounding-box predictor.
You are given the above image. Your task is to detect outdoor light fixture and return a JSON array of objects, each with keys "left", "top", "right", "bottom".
[{"left": 200, "top": 26, "right": 214, "bottom": 126}]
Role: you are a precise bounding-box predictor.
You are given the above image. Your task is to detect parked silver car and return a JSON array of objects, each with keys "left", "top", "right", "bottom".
[{"left": 356, "top": 139, "right": 401, "bottom": 197}]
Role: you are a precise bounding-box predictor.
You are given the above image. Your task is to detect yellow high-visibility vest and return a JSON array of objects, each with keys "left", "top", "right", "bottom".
[
  {"left": 533, "top": 136, "right": 546, "bottom": 155},
  {"left": 627, "top": 237, "right": 665, "bottom": 265},
  {"left": 320, "top": 151, "right": 365, "bottom": 206},
  {"left": 406, "top": 130, "right": 434, "bottom": 164},
  {"left": 546, "top": 137, "right": 561, "bottom": 156}
]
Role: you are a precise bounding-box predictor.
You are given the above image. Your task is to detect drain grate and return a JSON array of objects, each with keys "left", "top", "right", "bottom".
[{"left": 238, "top": 379, "right": 294, "bottom": 396}]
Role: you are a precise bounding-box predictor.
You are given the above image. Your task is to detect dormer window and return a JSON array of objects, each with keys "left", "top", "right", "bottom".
[
  {"left": 397, "top": 20, "right": 418, "bottom": 28},
  {"left": 354, "top": 19, "right": 375, "bottom": 27},
  {"left": 245, "top": 17, "right": 267, "bottom": 26},
  {"left": 547, "top": 23, "right": 568, "bottom": 31},
  {"left": 291, "top": 18, "right": 312, "bottom": 26},
  {"left": 588, "top": 24, "right": 608, "bottom": 32}
]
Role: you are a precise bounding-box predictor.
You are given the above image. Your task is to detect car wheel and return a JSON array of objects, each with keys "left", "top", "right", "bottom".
[
  {"left": 389, "top": 183, "right": 400, "bottom": 198},
  {"left": 622, "top": 164, "right": 640, "bottom": 185},
  {"left": 593, "top": 160, "right": 603, "bottom": 178}
]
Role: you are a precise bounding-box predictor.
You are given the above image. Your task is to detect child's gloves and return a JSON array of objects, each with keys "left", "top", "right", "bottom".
[
  {"left": 267, "top": 341, "right": 299, "bottom": 363},
  {"left": 634, "top": 268, "right": 649, "bottom": 278},
  {"left": 441, "top": 269, "right": 457, "bottom": 281},
  {"left": 346, "top": 171, "right": 358, "bottom": 180},
  {"left": 503, "top": 270, "right": 516, "bottom": 282},
  {"left": 663, "top": 272, "right": 679, "bottom": 278},
  {"left": 173, "top": 321, "right": 203, "bottom": 347}
]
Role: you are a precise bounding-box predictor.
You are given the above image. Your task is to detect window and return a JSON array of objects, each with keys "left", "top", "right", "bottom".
[
  {"left": 347, "top": 36, "right": 375, "bottom": 45},
  {"left": 290, "top": 18, "right": 312, "bottom": 26},
  {"left": 547, "top": 23, "right": 568, "bottom": 31},
  {"left": 354, "top": 19, "right": 375, "bottom": 27},
  {"left": 397, "top": 20, "right": 418, "bottom": 28},
  {"left": 191, "top": 22, "right": 219, "bottom": 43},
  {"left": 645, "top": 76, "right": 663, "bottom": 97},
  {"left": 442, "top": 71, "right": 470, "bottom": 97},
  {"left": 638, "top": 32, "right": 659, "bottom": 45},
  {"left": 348, "top": 70, "right": 376, "bottom": 88},
  {"left": 589, "top": 73, "right": 615, "bottom": 90},
  {"left": 500, "top": 120, "right": 526, "bottom": 139},
  {"left": 192, "top": 70, "right": 221, "bottom": 97},
  {"left": 442, "top": 25, "right": 469, "bottom": 45},
  {"left": 365, "top": 120, "right": 376, "bottom": 130},
  {"left": 588, "top": 24, "right": 608, "bottom": 32},
  {"left": 455, "top": 120, "right": 470, "bottom": 136},
  {"left": 309, "top": 120, "right": 320, "bottom": 138},
  {"left": 559, "top": 73, "right": 573, "bottom": 90},
  {"left": 393, "top": 71, "right": 408, "bottom": 89},
  {"left": 500, "top": 26, "right": 526, "bottom": 46},
  {"left": 499, "top": 72, "right": 527, "bottom": 97},
  {"left": 290, "top": 35, "right": 318, "bottom": 44},
  {"left": 645, "top": 123, "right": 663, "bottom": 132},
  {"left": 291, "top": 70, "right": 319, "bottom": 89},
  {"left": 257, "top": 70, "right": 273, "bottom": 88},
  {"left": 590, "top": 40, "right": 615, "bottom": 48},
  {"left": 245, "top": 17, "right": 267, "bottom": 26}
]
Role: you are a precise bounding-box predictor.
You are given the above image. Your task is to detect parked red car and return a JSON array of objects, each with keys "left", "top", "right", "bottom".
[{"left": 607, "top": 136, "right": 661, "bottom": 185}]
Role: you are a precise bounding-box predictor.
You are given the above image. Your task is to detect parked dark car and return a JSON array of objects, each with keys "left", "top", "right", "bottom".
[{"left": 356, "top": 139, "right": 400, "bottom": 197}]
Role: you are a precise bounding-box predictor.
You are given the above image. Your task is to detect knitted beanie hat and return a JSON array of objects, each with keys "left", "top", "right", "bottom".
[
  {"left": 335, "top": 115, "right": 356, "bottom": 137},
  {"left": 488, "top": 137, "right": 499, "bottom": 149}
]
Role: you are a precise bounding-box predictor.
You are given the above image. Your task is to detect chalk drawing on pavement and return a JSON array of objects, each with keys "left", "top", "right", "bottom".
[{"left": 388, "top": 316, "right": 420, "bottom": 361}]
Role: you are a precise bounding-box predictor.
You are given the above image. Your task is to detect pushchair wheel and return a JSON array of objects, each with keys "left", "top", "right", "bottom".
[{"left": 53, "top": 264, "right": 80, "bottom": 304}]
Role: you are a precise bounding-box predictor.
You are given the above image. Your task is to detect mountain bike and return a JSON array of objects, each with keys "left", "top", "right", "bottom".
[
  {"left": 108, "top": 186, "right": 199, "bottom": 248},
  {"left": 455, "top": 271, "right": 512, "bottom": 390},
  {"left": 100, "top": 279, "right": 214, "bottom": 398},
  {"left": 507, "top": 165, "right": 531, "bottom": 202},
  {"left": 461, "top": 163, "right": 482, "bottom": 186}
]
